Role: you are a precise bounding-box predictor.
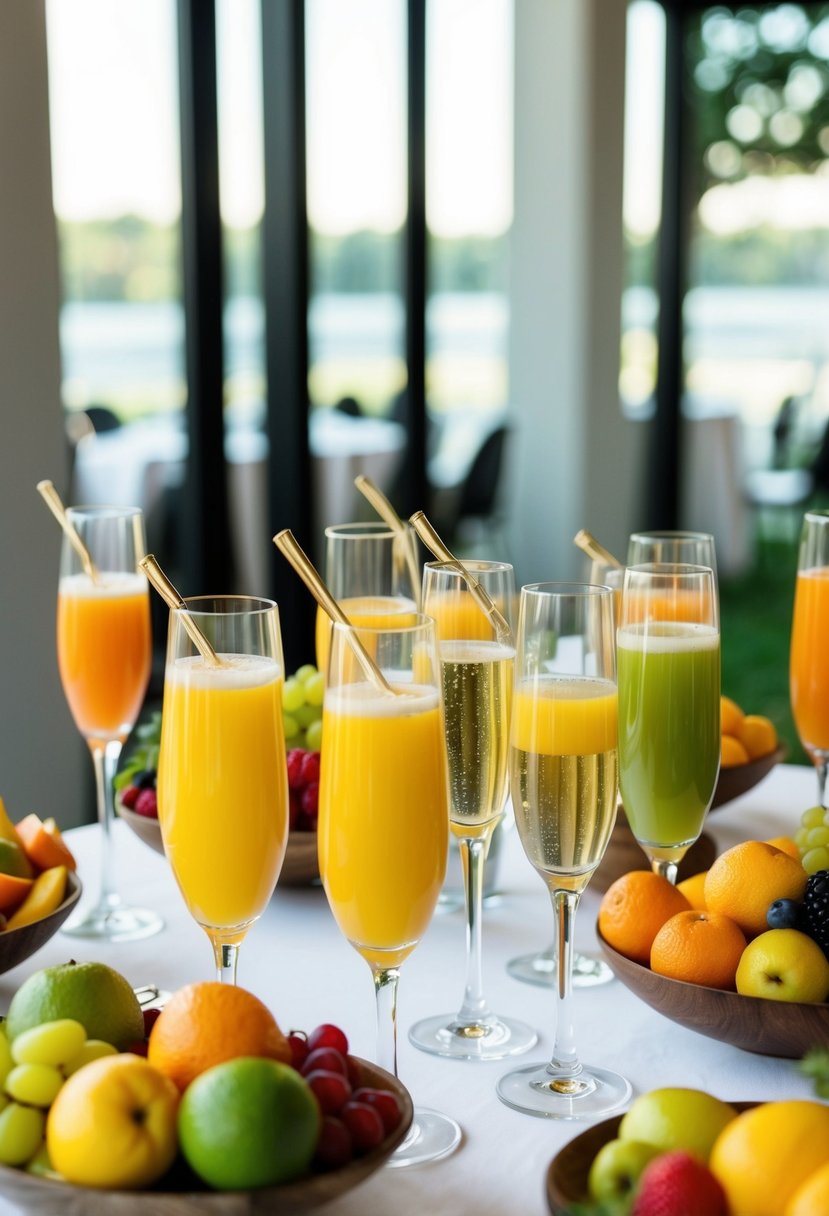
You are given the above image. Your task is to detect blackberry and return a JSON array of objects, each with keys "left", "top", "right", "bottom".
[{"left": 801, "top": 870, "right": 829, "bottom": 956}]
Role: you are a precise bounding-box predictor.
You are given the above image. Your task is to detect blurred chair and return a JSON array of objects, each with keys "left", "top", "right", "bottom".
[{"left": 431, "top": 423, "right": 511, "bottom": 559}]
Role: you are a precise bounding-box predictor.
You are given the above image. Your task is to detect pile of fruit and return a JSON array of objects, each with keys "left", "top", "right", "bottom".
[
  {"left": 720, "top": 694, "right": 778, "bottom": 768},
  {"left": 0, "top": 799, "right": 75, "bottom": 932},
  {"left": 581, "top": 1085, "right": 829, "bottom": 1215},
  {"left": 599, "top": 838, "right": 829, "bottom": 1001},
  {"left": 116, "top": 662, "right": 324, "bottom": 832},
  {"left": 0, "top": 959, "right": 403, "bottom": 1190}
]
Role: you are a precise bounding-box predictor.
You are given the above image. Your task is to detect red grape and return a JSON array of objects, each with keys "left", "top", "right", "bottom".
[
  {"left": 304, "top": 1069, "right": 352, "bottom": 1115},
  {"left": 287, "top": 1032, "right": 309, "bottom": 1069},
  {"left": 142, "top": 1007, "right": 162, "bottom": 1038},
  {"left": 286, "top": 748, "right": 307, "bottom": 789},
  {"left": 301, "top": 780, "right": 319, "bottom": 817},
  {"left": 301, "top": 1046, "right": 348, "bottom": 1077},
  {"left": 352, "top": 1086, "right": 402, "bottom": 1133},
  {"left": 300, "top": 750, "right": 321, "bottom": 785},
  {"left": 308, "top": 1022, "right": 349, "bottom": 1056},
  {"left": 313, "top": 1116, "right": 353, "bottom": 1171},
  {"left": 288, "top": 789, "right": 302, "bottom": 830},
  {"left": 340, "top": 1100, "right": 385, "bottom": 1154}
]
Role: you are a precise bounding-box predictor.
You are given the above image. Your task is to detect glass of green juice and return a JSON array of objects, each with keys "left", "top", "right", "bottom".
[{"left": 617, "top": 563, "right": 720, "bottom": 885}]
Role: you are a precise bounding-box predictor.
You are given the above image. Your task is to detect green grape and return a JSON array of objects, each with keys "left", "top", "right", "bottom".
[
  {"left": 801, "top": 806, "right": 826, "bottom": 830},
  {"left": 796, "top": 827, "right": 810, "bottom": 850},
  {"left": 0, "top": 1028, "right": 12, "bottom": 1090},
  {"left": 802, "top": 845, "right": 829, "bottom": 876},
  {"left": 294, "top": 704, "right": 318, "bottom": 729},
  {"left": 11, "top": 1019, "right": 87, "bottom": 1069},
  {"left": 304, "top": 671, "right": 325, "bottom": 707},
  {"left": 282, "top": 679, "right": 305, "bottom": 713},
  {"left": 305, "top": 718, "right": 323, "bottom": 753},
  {"left": 808, "top": 826, "right": 829, "bottom": 849},
  {"left": 5, "top": 1064, "right": 63, "bottom": 1108},
  {"left": 0, "top": 1103, "right": 46, "bottom": 1166},
  {"left": 283, "top": 713, "right": 300, "bottom": 740},
  {"left": 62, "top": 1039, "right": 118, "bottom": 1077},
  {"left": 295, "top": 664, "right": 318, "bottom": 685},
  {"left": 26, "top": 1141, "right": 59, "bottom": 1178}
]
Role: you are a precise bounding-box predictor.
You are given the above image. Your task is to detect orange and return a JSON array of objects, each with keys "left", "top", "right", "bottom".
[
  {"left": 736, "top": 714, "right": 778, "bottom": 760},
  {"left": 720, "top": 695, "right": 745, "bottom": 736},
  {"left": 710, "top": 1100, "right": 829, "bottom": 1216},
  {"left": 650, "top": 909, "right": 747, "bottom": 989},
  {"left": 147, "top": 982, "right": 291, "bottom": 1092},
  {"left": 676, "top": 871, "right": 707, "bottom": 910},
  {"left": 598, "top": 871, "right": 691, "bottom": 964},
  {"left": 721, "top": 734, "right": 749, "bottom": 768},
  {"left": 766, "top": 835, "right": 800, "bottom": 861},
  {"left": 786, "top": 1161, "right": 829, "bottom": 1216},
  {"left": 704, "top": 840, "right": 807, "bottom": 938}
]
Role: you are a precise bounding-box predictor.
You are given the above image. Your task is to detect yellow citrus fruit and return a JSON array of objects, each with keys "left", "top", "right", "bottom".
[
  {"left": 737, "top": 714, "right": 778, "bottom": 760},
  {"left": 598, "top": 871, "right": 691, "bottom": 964},
  {"left": 710, "top": 1100, "right": 829, "bottom": 1216},
  {"left": 766, "top": 835, "right": 800, "bottom": 861},
  {"left": 47, "top": 1054, "right": 179, "bottom": 1189},
  {"left": 721, "top": 735, "right": 750, "bottom": 768},
  {"left": 720, "top": 695, "right": 745, "bottom": 736},
  {"left": 677, "top": 871, "right": 708, "bottom": 910},
  {"left": 785, "top": 1161, "right": 829, "bottom": 1215},
  {"left": 147, "top": 982, "right": 291, "bottom": 1093},
  {"left": 704, "top": 841, "right": 807, "bottom": 937},
  {"left": 650, "top": 910, "right": 747, "bottom": 990}
]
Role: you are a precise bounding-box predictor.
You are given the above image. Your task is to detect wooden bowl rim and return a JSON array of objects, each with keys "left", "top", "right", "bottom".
[
  {"left": 710, "top": 742, "right": 788, "bottom": 809},
  {"left": 0, "top": 869, "right": 82, "bottom": 941}
]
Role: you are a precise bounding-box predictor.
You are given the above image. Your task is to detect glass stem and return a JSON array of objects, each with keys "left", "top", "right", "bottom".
[
  {"left": 373, "top": 965, "right": 401, "bottom": 1078},
  {"left": 89, "top": 739, "right": 123, "bottom": 914},
  {"left": 817, "top": 755, "right": 829, "bottom": 809},
  {"left": 212, "top": 940, "right": 239, "bottom": 985},
  {"left": 456, "top": 835, "right": 491, "bottom": 1024},
  {"left": 549, "top": 888, "right": 582, "bottom": 1079},
  {"left": 651, "top": 857, "right": 679, "bottom": 886}
]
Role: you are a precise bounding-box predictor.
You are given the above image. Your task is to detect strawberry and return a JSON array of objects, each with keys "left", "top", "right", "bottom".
[
  {"left": 133, "top": 789, "right": 158, "bottom": 819},
  {"left": 632, "top": 1151, "right": 727, "bottom": 1216}
]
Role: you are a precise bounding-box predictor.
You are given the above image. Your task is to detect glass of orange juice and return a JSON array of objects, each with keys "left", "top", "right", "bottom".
[
  {"left": 318, "top": 614, "right": 461, "bottom": 1165},
  {"left": 790, "top": 510, "right": 829, "bottom": 807},
  {"left": 315, "top": 522, "right": 419, "bottom": 678},
  {"left": 57, "top": 505, "right": 161, "bottom": 941},
  {"left": 157, "top": 596, "right": 289, "bottom": 983}
]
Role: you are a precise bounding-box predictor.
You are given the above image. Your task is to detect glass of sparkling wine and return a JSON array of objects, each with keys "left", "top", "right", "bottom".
[
  {"left": 318, "top": 616, "right": 461, "bottom": 1165},
  {"left": 790, "top": 510, "right": 829, "bottom": 808},
  {"left": 57, "top": 506, "right": 162, "bottom": 941},
  {"left": 617, "top": 564, "right": 720, "bottom": 885},
  {"left": 157, "top": 597, "right": 289, "bottom": 984},
  {"left": 627, "top": 529, "right": 717, "bottom": 576},
  {"left": 409, "top": 561, "right": 537, "bottom": 1060},
  {"left": 315, "top": 522, "right": 420, "bottom": 677},
  {"left": 497, "top": 583, "right": 630, "bottom": 1119}
]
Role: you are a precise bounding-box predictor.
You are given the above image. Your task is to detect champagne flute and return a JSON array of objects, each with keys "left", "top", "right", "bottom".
[
  {"left": 617, "top": 564, "right": 720, "bottom": 884},
  {"left": 157, "top": 596, "right": 289, "bottom": 983},
  {"left": 316, "top": 522, "right": 420, "bottom": 677},
  {"left": 318, "top": 615, "right": 461, "bottom": 1165},
  {"left": 790, "top": 510, "right": 829, "bottom": 807},
  {"left": 628, "top": 529, "right": 717, "bottom": 578},
  {"left": 409, "top": 561, "right": 537, "bottom": 1060},
  {"left": 497, "top": 583, "right": 629, "bottom": 1118},
  {"left": 57, "top": 505, "right": 162, "bottom": 941}
]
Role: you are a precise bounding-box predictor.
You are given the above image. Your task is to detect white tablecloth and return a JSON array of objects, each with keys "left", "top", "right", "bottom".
[{"left": 0, "top": 764, "right": 819, "bottom": 1215}]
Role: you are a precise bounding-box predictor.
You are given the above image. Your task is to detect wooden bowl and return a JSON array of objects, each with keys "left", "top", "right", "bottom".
[
  {"left": 711, "top": 743, "right": 788, "bottom": 809},
  {"left": 592, "top": 816, "right": 716, "bottom": 896},
  {"left": 116, "top": 804, "right": 165, "bottom": 856},
  {"left": 0, "top": 1058, "right": 411, "bottom": 1213},
  {"left": 596, "top": 923, "right": 829, "bottom": 1058},
  {"left": 546, "top": 1103, "right": 754, "bottom": 1213},
  {"left": 0, "top": 871, "right": 82, "bottom": 975}
]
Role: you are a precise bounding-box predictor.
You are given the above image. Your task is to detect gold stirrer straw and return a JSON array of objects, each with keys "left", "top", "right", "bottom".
[
  {"left": 354, "top": 474, "right": 422, "bottom": 607},
  {"left": 409, "top": 510, "right": 512, "bottom": 644},
  {"left": 273, "top": 529, "right": 396, "bottom": 696},
  {"left": 36, "top": 479, "right": 100, "bottom": 584},
  {"left": 573, "top": 529, "right": 624, "bottom": 569},
  {"left": 138, "top": 554, "right": 224, "bottom": 669}
]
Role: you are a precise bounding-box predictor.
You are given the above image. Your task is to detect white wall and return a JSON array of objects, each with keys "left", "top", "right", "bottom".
[
  {"left": 507, "top": 0, "right": 647, "bottom": 586},
  {"left": 0, "top": 1, "right": 86, "bottom": 826}
]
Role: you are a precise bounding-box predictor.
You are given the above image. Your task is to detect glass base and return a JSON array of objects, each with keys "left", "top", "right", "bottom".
[
  {"left": 507, "top": 948, "right": 614, "bottom": 989},
  {"left": 386, "top": 1106, "right": 462, "bottom": 1168},
  {"left": 408, "top": 1011, "right": 538, "bottom": 1061},
  {"left": 62, "top": 902, "right": 164, "bottom": 942},
  {"left": 496, "top": 1060, "right": 631, "bottom": 1120}
]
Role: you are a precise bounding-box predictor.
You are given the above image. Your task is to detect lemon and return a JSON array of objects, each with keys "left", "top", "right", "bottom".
[{"left": 6, "top": 962, "right": 144, "bottom": 1049}]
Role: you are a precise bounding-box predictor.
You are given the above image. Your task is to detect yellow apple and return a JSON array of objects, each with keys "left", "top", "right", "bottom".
[
  {"left": 47, "top": 1054, "right": 179, "bottom": 1189},
  {"left": 735, "top": 929, "right": 829, "bottom": 1003}
]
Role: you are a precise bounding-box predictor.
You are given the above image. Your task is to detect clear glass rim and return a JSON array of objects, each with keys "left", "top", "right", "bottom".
[
  {"left": 177, "top": 594, "right": 278, "bottom": 618},
  {"left": 325, "top": 521, "right": 399, "bottom": 540},
  {"left": 331, "top": 610, "right": 434, "bottom": 638},
  {"left": 425, "top": 559, "right": 513, "bottom": 575},
  {"left": 629, "top": 529, "right": 714, "bottom": 543},
  {"left": 804, "top": 509, "right": 829, "bottom": 526},
  {"left": 66, "top": 504, "right": 144, "bottom": 520},
  {"left": 625, "top": 562, "right": 714, "bottom": 578},
  {"left": 521, "top": 581, "right": 613, "bottom": 599}
]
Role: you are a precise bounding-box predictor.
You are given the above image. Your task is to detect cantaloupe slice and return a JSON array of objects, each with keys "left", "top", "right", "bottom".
[
  {"left": 5, "top": 866, "right": 67, "bottom": 930},
  {"left": 16, "top": 814, "right": 76, "bottom": 873}
]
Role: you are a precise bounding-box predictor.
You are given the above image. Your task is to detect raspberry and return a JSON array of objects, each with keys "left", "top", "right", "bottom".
[
  {"left": 802, "top": 870, "right": 829, "bottom": 955},
  {"left": 120, "top": 785, "right": 140, "bottom": 809},
  {"left": 286, "top": 748, "right": 307, "bottom": 790},
  {"left": 133, "top": 789, "right": 158, "bottom": 819},
  {"left": 632, "top": 1151, "right": 727, "bottom": 1216}
]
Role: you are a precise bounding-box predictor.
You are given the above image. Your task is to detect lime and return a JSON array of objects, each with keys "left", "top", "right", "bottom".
[
  {"left": 178, "top": 1057, "right": 320, "bottom": 1189},
  {"left": 5, "top": 962, "right": 144, "bottom": 1049}
]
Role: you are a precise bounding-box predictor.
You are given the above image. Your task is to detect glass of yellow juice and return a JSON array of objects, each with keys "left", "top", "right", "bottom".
[
  {"left": 318, "top": 614, "right": 461, "bottom": 1166},
  {"left": 57, "top": 505, "right": 162, "bottom": 941},
  {"left": 157, "top": 596, "right": 289, "bottom": 984},
  {"left": 497, "top": 583, "right": 630, "bottom": 1120},
  {"left": 790, "top": 510, "right": 829, "bottom": 807}
]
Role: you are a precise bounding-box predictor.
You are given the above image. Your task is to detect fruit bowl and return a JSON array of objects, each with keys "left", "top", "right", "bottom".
[
  {"left": 711, "top": 743, "right": 788, "bottom": 810},
  {"left": 596, "top": 923, "right": 829, "bottom": 1058},
  {"left": 545, "top": 1103, "right": 754, "bottom": 1213},
  {"left": 116, "top": 802, "right": 165, "bottom": 856},
  {"left": 0, "top": 1057, "right": 411, "bottom": 1213},
  {"left": 0, "top": 870, "right": 82, "bottom": 976}
]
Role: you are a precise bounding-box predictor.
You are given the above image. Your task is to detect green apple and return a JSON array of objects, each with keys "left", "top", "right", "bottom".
[
  {"left": 588, "top": 1137, "right": 660, "bottom": 1201},
  {"left": 736, "top": 928, "right": 829, "bottom": 1003},
  {"left": 0, "top": 840, "right": 31, "bottom": 880},
  {"left": 619, "top": 1088, "right": 737, "bottom": 1162}
]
